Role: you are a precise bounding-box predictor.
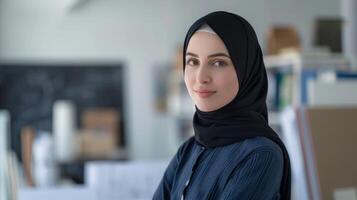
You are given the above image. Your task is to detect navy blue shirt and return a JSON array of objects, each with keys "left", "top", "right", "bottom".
[{"left": 153, "top": 136, "right": 283, "bottom": 200}]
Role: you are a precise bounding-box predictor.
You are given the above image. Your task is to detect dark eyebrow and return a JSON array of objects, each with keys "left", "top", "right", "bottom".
[
  {"left": 186, "top": 52, "right": 198, "bottom": 57},
  {"left": 207, "top": 53, "right": 230, "bottom": 59},
  {"left": 185, "top": 52, "right": 230, "bottom": 59}
]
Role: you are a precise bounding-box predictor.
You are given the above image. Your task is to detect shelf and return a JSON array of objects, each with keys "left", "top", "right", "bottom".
[{"left": 264, "top": 53, "right": 349, "bottom": 70}]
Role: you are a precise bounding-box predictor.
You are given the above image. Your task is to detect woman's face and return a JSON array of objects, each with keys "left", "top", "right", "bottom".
[{"left": 184, "top": 31, "right": 239, "bottom": 112}]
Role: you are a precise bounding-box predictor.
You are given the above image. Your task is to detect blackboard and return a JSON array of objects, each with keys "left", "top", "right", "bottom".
[{"left": 0, "top": 63, "right": 126, "bottom": 161}]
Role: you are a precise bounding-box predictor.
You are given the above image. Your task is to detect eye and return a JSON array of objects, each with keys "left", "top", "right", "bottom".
[
  {"left": 210, "top": 60, "right": 228, "bottom": 67},
  {"left": 186, "top": 58, "right": 199, "bottom": 67}
]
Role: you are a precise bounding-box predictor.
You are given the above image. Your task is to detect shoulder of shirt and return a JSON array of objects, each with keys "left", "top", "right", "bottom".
[
  {"left": 178, "top": 136, "right": 195, "bottom": 150},
  {"left": 176, "top": 136, "right": 283, "bottom": 160},
  {"left": 239, "top": 136, "right": 283, "bottom": 158},
  {"left": 174, "top": 136, "right": 195, "bottom": 157},
  {"left": 177, "top": 136, "right": 282, "bottom": 152}
]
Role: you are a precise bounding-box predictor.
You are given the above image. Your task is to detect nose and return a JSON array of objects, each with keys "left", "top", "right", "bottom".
[{"left": 197, "top": 65, "right": 212, "bottom": 84}]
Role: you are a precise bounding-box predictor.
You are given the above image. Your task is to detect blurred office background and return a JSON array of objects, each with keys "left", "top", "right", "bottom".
[{"left": 0, "top": 0, "right": 356, "bottom": 199}]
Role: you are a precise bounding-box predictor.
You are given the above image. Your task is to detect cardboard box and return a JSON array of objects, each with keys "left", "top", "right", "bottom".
[
  {"left": 80, "top": 109, "right": 120, "bottom": 158},
  {"left": 300, "top": 107, "right": 357, "bottom": 200},
  {"left": 266, "top": 26, "right": 301, "bottom": 55}
]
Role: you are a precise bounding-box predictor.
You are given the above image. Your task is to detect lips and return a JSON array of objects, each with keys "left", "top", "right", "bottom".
[{"left": 194, "top": 89, "right": 216, "bottom": 98}]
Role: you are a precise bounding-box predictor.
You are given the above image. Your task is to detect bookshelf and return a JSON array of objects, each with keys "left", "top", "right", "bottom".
[
  {"left": 264, "top": 52, "right": 350, "bottom": 108},
  {"left": 264, "top": 52, "right": 351, "bottom": 129}
]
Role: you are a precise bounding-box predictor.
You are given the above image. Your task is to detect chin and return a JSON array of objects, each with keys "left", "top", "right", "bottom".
[{"left": 196, "top": 104, "right": 217, "bottom": 112}]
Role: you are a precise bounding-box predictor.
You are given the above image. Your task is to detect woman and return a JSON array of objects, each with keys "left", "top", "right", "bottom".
[{"left": 154, "top": 11, "right": 291, "bottom": 200}]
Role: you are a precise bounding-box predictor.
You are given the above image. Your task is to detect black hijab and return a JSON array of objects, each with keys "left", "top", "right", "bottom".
[{"left": 183, "top": 11, "right": 291, "bottom": 199}]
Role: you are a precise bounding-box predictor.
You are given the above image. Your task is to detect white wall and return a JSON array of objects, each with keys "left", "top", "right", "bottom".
[{"left": 0, "top": 0, "right": 340, "bottom": 160}]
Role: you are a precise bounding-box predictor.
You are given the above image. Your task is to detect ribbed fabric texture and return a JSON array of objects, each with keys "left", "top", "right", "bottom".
[{"left": 153, "top": 136, "right": 283, "bottom": 200}]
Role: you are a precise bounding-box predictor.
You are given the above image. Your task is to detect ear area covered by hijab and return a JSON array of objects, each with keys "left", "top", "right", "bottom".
[{"left": 183, "top": 11, "right": 291, "bottom": 200}]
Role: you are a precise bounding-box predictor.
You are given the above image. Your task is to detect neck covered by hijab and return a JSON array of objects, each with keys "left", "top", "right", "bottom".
[{"left": 183, "top": 11, "right": 291, "bottom": 199}]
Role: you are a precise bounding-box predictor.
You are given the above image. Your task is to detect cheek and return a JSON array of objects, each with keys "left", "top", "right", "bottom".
[
  {"left": 216, "top": 73, "right": 239, "bottom": 95},
  {"left": 184, "top": 70, "right": 195, "bottom": 89}
]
